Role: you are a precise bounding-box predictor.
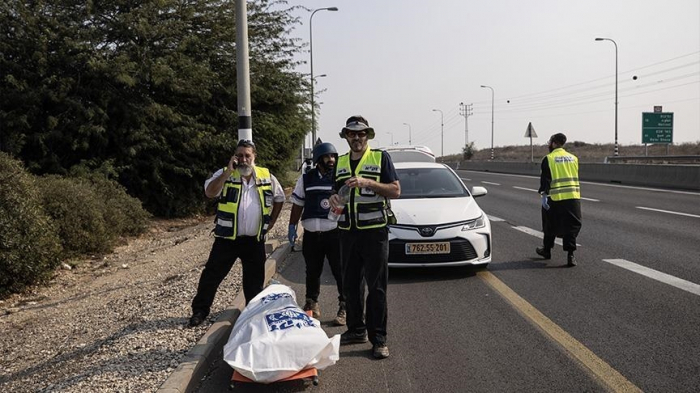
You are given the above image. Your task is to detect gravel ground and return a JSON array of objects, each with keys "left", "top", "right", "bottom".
[{"left": 0, "top": 200, "right": 294, "bottom": 393}]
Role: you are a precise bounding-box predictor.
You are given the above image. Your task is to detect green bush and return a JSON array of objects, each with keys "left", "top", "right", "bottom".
[
  {"left": 77, "top": 174, "right": 151, "bottom": 237},
  {"left": 37, "top": 176, "right": 114, "bottom": 256},
  {"left": 0, "top": 153, "right": 62, "bottom": 297}
]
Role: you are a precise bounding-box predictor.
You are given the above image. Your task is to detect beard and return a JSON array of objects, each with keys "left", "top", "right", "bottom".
[
  {"left": 350, "top": 140, "right": 365, "bottom": 152},
  {"left": 237, "top": 164, "right": 253, "bottom": 177},
  {"left": 318, "top": 161, "right": 335, "bottom": 173}
]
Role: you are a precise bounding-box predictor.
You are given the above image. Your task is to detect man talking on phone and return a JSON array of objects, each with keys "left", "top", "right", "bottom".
[{"left": 188, "top": 139, "right": 285, "bottom": 327}]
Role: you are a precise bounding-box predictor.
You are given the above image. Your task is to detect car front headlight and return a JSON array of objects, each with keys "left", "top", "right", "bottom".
[{"left": 461, "top": 214, "right": 485, "bottom": 231}]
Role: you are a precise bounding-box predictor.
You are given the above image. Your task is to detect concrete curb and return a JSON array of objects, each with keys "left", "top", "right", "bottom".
[{"left": 157, "top": 239, "right": 294, "bottom": 393}]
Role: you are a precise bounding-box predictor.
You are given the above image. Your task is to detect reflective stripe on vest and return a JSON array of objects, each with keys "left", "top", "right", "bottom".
[
  {"left": 546, "top": 148, "right": 580, "bottom": 201},
  {"left": 214, "top": 166, "right": 273, "bottom": 240},
  {"left": 335, "top": 148, "right": 387, "bottom": 230}
]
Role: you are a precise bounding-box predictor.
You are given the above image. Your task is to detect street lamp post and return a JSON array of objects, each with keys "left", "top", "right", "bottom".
[
  {"left": 386, "top": 132, "right": 394, "bottom": 145},
  {"left": 402, "top": 122, "right": 412, "bottom": 145},
  {"left": 431, "top": 109, "right": 444, "bottom": 157},
  {"left": 480, "top": 85, "right": 495, "bottom": 160},
  {"left": 595, "top": 37, "right": 619, "bottom": 156},
  {"left": 309, "top": 7, "right": 338, "bottom": 152}
]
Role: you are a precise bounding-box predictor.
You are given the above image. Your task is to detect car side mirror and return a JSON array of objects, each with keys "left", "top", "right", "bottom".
[{"left": 471, "top": 186, "right": 488, "bottom": 198}]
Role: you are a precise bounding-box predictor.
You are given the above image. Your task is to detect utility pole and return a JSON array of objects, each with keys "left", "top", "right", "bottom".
[
  {"left": 459, "top": 102, "right": 473, "bottom": 148},
  {"left": 235, "top": 0, "right": 252, "bottom": 142}
]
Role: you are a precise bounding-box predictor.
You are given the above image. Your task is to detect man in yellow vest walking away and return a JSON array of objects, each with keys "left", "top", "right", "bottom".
[{"left": 536, "top": 133, "right": 582, "bottom": 267}]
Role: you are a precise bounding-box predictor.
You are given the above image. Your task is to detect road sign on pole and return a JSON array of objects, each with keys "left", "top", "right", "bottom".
[
  {"left": 524, "top": 122, "right": 538, "bottom": 162},
  {"left": 642, "top": 112, "right": 673, "bottom": 144}
]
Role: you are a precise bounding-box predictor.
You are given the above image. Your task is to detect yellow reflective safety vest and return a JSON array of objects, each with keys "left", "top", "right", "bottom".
[
  {"left": 213, "top": 166, "right": 273, "bottom": 241},
  {"left": 334, "top": 148, "right": 388, "bottom": 230},
  {"left": 546, "top": 148, "right": 581, "bottom": 201}
]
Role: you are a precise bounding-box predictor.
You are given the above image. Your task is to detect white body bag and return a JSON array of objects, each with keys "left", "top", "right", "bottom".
[{"left": 223, "top": 284, "right": 340, "bottom": 383}]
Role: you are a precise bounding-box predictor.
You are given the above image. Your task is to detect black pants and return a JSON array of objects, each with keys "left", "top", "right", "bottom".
[
  {"left": 340, "top": 227, "right": 389, "bottom": 346},
  {"left": 542, "top": 198, "right": 582, "bottom": 252},
  {"left": 191, "top": 236, "right": 266, "bottom": 316},
  {"left": 302, "top": 229, "right": 343, "bottom": 303}
]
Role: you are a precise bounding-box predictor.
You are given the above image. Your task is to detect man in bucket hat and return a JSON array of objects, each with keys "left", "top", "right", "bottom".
[{"left": 330, "top": 115, "right": 400, "bottom": 359}]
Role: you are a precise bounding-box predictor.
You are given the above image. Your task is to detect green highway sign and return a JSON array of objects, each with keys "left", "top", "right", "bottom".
[{"left": 642, "top": 112, "right": 673, "bottom": 144}]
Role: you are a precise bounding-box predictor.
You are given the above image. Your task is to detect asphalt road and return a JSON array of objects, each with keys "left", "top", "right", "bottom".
[{"left": 196, "top": 171, "right": 700, "bottom": 392}]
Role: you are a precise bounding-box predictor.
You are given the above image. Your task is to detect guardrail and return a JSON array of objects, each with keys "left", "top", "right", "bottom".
[
  {"left": 604, "top": 155, "right": 700, "bottom": 164},
  {"left": 450, "top": 161, "right": 700, "bottom": 191}
]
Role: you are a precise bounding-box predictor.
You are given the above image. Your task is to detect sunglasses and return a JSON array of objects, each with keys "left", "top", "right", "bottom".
[{"left": 345, "top": 130, "right": 367, "bottom": 138}]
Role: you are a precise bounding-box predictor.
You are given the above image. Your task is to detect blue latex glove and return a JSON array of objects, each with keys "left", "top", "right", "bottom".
[
  {"left": 541, "top": 194, "right": 550, "bottom": 210},
  {"left": 288, "top": 224, "right": 297, "bottom": 244}
]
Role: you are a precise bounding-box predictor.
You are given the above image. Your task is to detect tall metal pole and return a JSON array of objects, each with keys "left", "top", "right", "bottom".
[
  {"left": 432, "top": 109, "right": 444, "bottom": 157},
  {"left": 309, "top": 7, "right": 338, "bottom": 152},
  {"left": 596, "top": 37, "right": 619, "bottom": 156},
  {"left": 386, "top": 132, "right": 394, "bottom": 145},
  {"left": 459, "top": 102, "right": 473, "bottom": 147},
  {"left": 403, "top": 122, "right": 412, "bottom": 145},
  {"left": 480, "top": 85, "right": 495, "bottom": 160},
  {"left": 235, "top": 0, "right": 252, "bottom": 142}
]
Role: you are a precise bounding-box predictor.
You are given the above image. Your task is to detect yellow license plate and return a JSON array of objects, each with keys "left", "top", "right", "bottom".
[{"left": 405, "top": 242, "right": 451, "bottom": 255}]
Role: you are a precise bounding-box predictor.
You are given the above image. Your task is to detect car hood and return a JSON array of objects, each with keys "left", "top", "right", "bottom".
[{"left": 391, "top": 196, "right": 483, "bottom": 225}]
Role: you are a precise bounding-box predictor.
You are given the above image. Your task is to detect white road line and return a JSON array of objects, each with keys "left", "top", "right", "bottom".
[
  {"left": 513, "top": 186, "right": 538, "bottom": 192},
  {"left": 461, "top": 177, "right": 472, "bottom": 181},
  {"left": 488, "top": 215, "right": 505, "bottom": 222},
  {"left": 636, "top": 206, "right": 700, "bottom": 219},
  {"left": 512, "top": 226, "right": 582, "bottom": 247},
  {"left": 481, "top": 181, "right": 501, "bottom": 186},
  {"left": 603, "top": 259, "right": 700, "bottom": 296},
  {"left": 512, "top": 186, "right": 600, "bottom": 202}
]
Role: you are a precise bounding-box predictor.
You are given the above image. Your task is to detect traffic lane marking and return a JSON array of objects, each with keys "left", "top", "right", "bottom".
[
  {"left": 636, "top": 206, "right": 700, "bottom": 219},
  {"left": 603, "top": 259, "right": 700, "bottom": 296},
  {"left": 481, "top": 181, "right": 501, "bottom": 186},
  {"left": 461, "top": 170, "right": 700, "bottom": 196},
  {"left": 513, "top": 186, "right": 538, "bottom": 192},
  {"left": 512, "top": 186, "right": 600, "bottom": 202},
  {"left": 512, "top": 226, "right": 581, "bottom": 247},
  {"left": 488, "top": 215, "right": 505, "bottom": 222},
  {"left": 460, "top": 177, "right": 472, "bottom": 181},
  {"left": 478, "top": 271, "right": 642, "bottom": 393}
]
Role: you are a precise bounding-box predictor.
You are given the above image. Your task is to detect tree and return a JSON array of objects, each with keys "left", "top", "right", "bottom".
[
  {"left": 1, "top": 0, "right": 308, "bottom": 216},
  {"left": 462, "top": 142, "right": 476, "bottom": 160}
]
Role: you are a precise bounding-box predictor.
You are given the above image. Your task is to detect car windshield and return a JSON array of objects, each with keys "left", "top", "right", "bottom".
[{"left": 397, "top": 167, "right": 468, "bottom": 199}]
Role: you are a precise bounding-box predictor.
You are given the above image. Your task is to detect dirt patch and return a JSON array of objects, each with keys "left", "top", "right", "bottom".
[{"left": 0, "top": 201, "right": 294, "bottom": 392}]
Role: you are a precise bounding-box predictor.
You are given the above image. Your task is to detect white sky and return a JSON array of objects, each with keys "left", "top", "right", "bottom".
[{"left": 287, "top": 0, "right": 700, "bottom": 156}]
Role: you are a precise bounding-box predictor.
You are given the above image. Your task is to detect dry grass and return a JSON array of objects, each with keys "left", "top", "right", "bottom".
[{"left": 444, "top": 142, "right": 700, "bottom": 163}]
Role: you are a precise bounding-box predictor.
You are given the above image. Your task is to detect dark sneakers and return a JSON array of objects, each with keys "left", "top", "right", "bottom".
[
  {"left": 535, "top": 247, "right": 551, "bottom": 259},
  {"left": 340, "top": 330, "right": 368, "bottom": 345},
  {"left": 333, "top": 302, "right": 346, "bottom": 326},
  {"left": 372, "top": 344, "right": 390, "bottom": 359},
  {"left": 567, "top": 252, "right": 577, "bottom": 267},
  {"left": 303, "top": 298, "right": 321, "bottom": 318},
  {"left": 188, "top": 312, "right": 207, "bottom": 327}
]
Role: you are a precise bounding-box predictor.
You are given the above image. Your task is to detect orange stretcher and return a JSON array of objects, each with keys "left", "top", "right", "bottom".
[{"left": 229, "top": 310, "right": 320, "bottom": 388}]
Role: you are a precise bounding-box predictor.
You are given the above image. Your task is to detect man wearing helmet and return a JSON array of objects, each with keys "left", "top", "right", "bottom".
[
  {"left": 329, "top": 115, "right": 400, "bottom": 360},
  {"left": 288, "top": 142, "right": 346, "bottom": 326}
]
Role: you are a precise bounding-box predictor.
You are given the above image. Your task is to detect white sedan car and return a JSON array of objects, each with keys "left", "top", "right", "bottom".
[{"left": 388, "top": 162, "right": 491, "bottom": 267}]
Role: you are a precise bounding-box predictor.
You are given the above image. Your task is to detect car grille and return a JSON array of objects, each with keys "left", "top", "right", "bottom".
[{"left": 389, "top": 238, "right": 479, "bottom": 263}]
